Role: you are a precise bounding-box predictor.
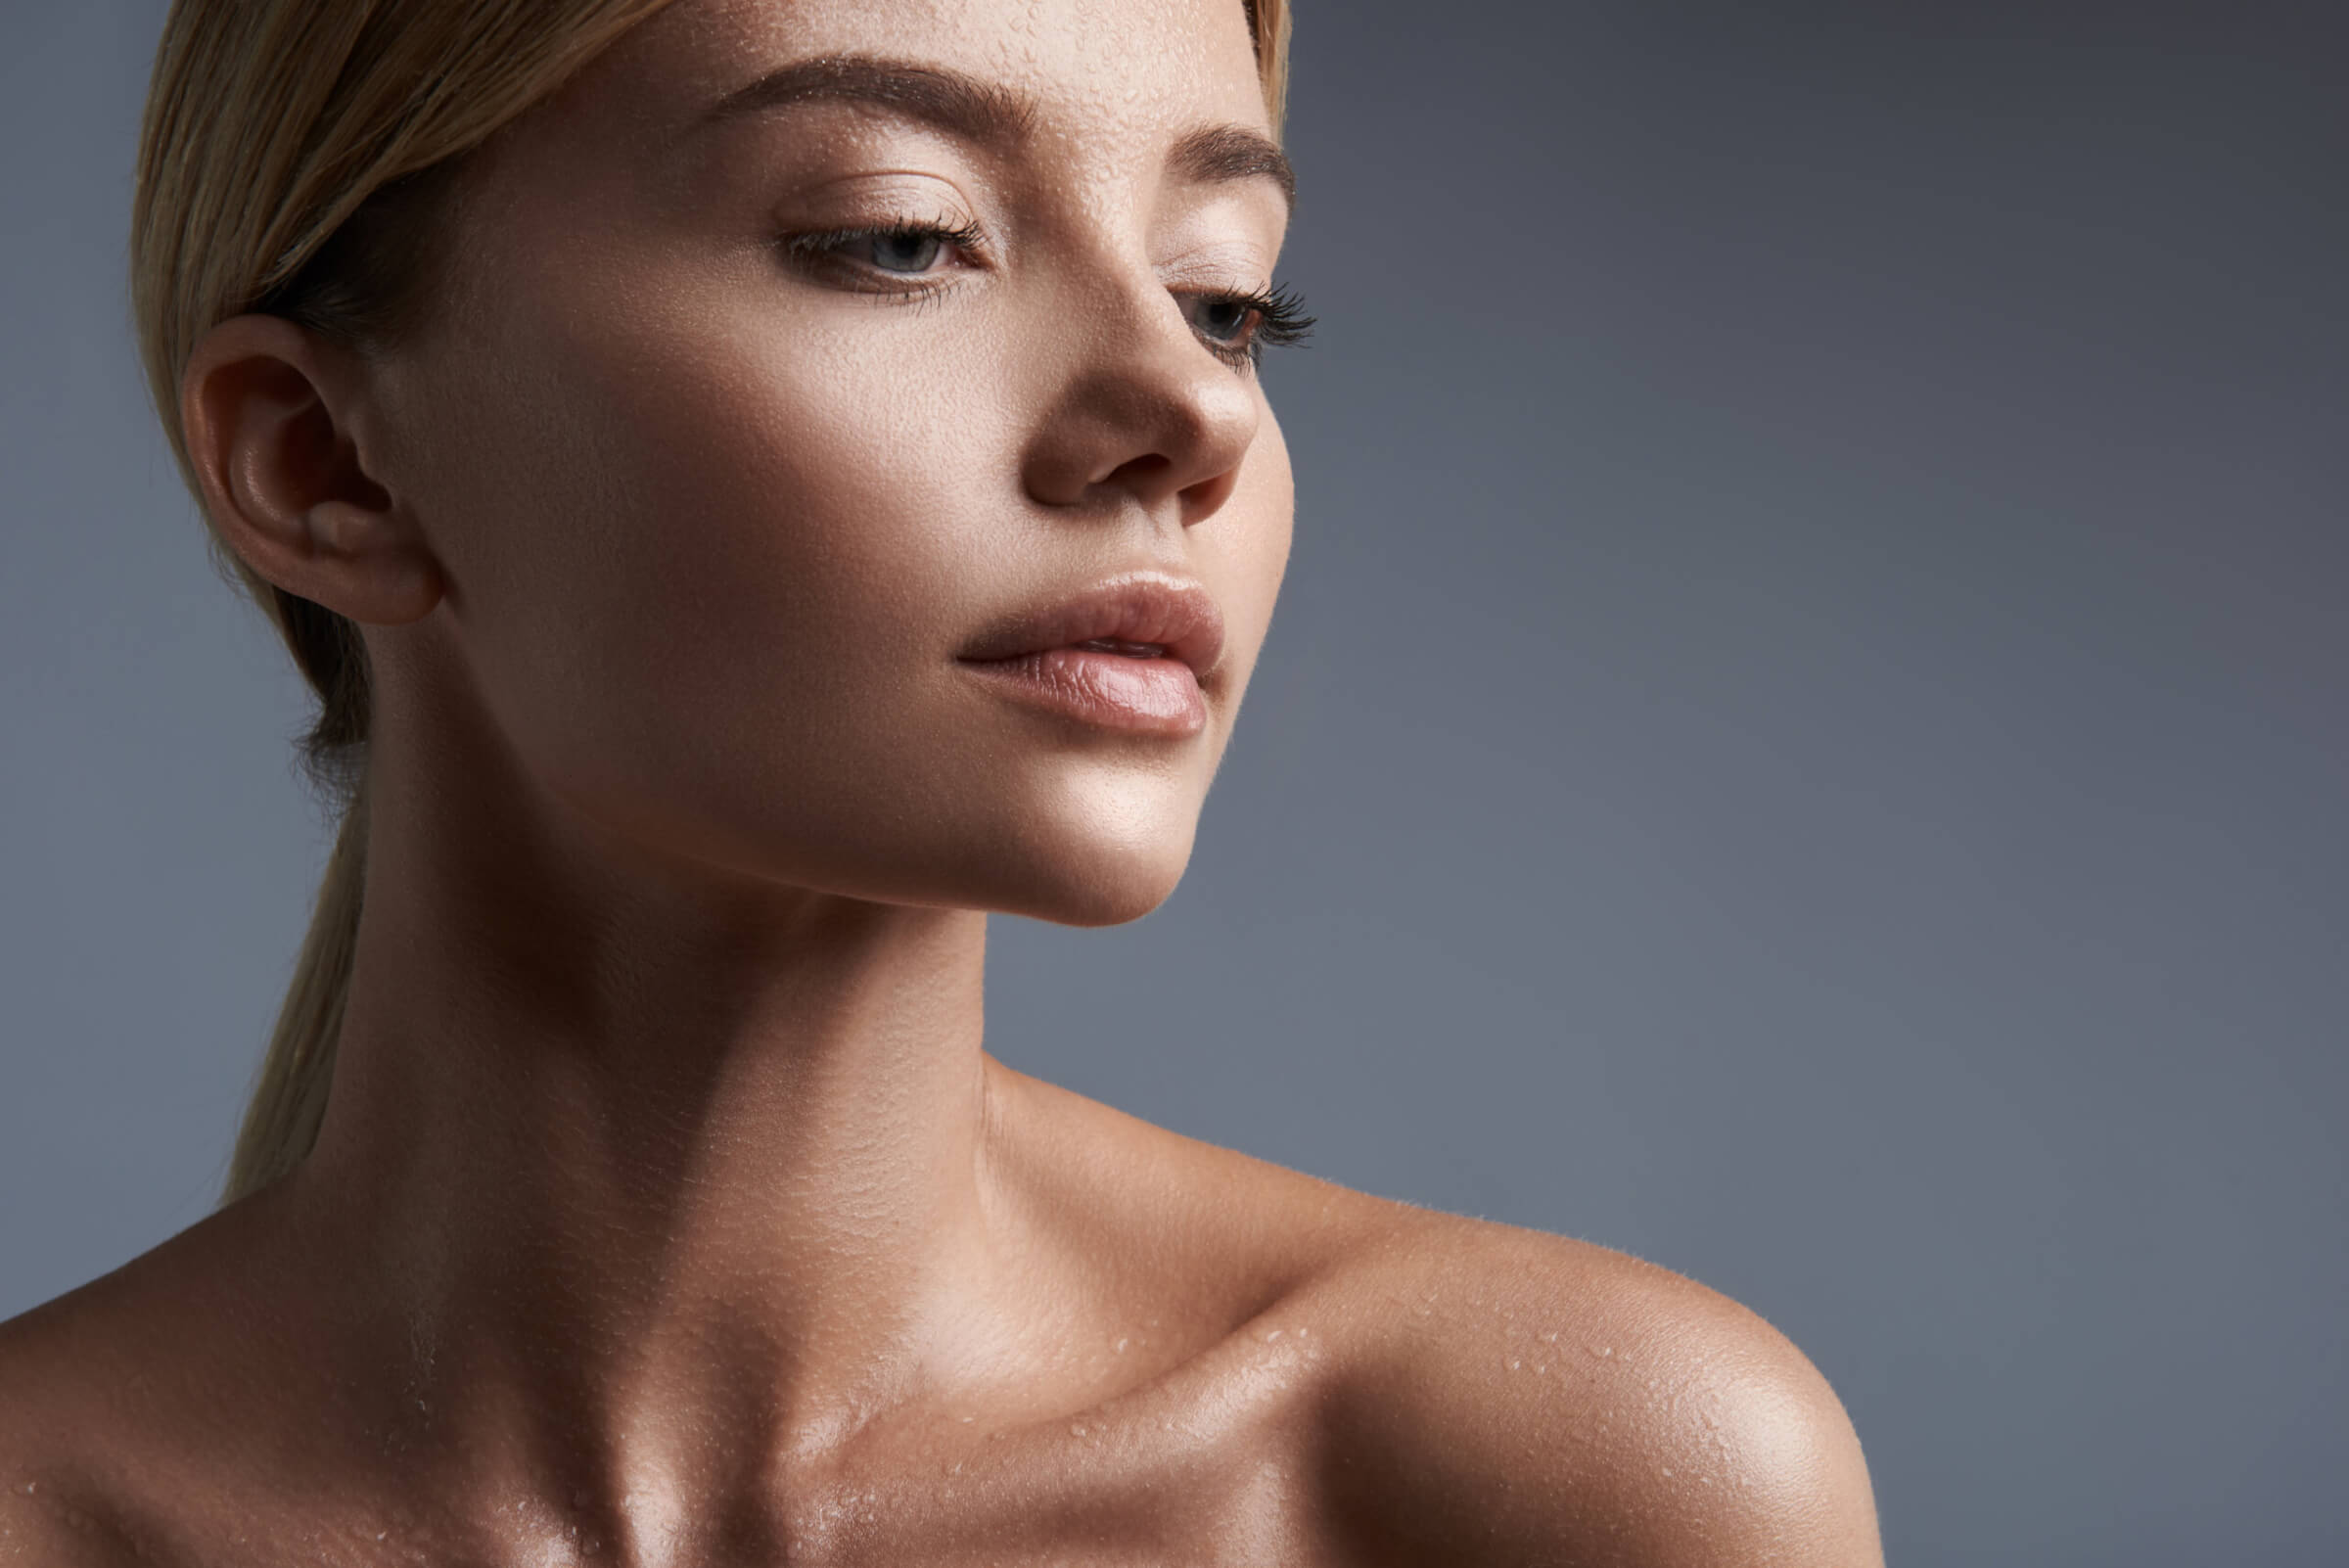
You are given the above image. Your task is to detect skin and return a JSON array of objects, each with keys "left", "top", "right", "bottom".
[{"left": 0, "top": 0, "right": 1884, "bottom": 1562}]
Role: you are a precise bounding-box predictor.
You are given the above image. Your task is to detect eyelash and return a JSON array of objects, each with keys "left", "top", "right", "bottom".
[{"left": 777, "top": 217, "right": 1315, "bottom": 371}]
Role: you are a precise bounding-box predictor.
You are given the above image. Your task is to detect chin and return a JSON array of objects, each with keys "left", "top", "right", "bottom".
[
  {"left": 960, "top": 804, "right": 1204, "bottom": 929},
  {"left": 879, "top": 738, "right": 1209, "bottom": 926},
  {"left": 1004, "top": 857, "right": 1193, "bottom": 929}
]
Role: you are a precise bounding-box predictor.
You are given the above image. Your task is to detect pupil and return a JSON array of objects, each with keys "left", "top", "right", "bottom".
[{"left": 874, "top": 233, "right": 941, "bottom": 272}]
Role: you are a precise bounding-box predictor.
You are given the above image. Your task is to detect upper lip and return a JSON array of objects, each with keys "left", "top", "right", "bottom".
[{"left": 957, "top": 571, "right": 1226, "bottom": 678}]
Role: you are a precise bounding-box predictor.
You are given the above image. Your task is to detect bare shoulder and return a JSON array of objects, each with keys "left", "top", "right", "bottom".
[
  {"left": 0, "top": 1201, "right": 306, "bottom": 1568},
  {"left": 0, "top": 1494, "right": 136, "bottom": 1568},
  {"left": 1304, "top": 1212, "right": 1884, "bottom": 1566},
  {"left": 956, "top": 1065, "right": 1880, "bottom": 1562},
  {"left": 984, "top": 1061, "right": 1418, "bottom": 1293},
  {"left": 0, "top": 1474, "right": 141, "bottom": 1568},
  {"left": 0, "top": 1286, "right": 156, "bottom": 1567}
]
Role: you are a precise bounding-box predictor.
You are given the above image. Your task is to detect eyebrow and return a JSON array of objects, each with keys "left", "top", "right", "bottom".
[{"left": 697, "top": 54, "right": 1296, "bottom": 212}]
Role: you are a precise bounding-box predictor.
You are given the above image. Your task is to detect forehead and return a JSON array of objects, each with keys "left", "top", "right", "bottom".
[{"left": 583, "top": 0, "right": 1269, "bottom": 149}]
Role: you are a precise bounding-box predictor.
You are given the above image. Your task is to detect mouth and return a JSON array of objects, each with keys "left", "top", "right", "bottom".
[
  {"left": 955, "top": 572, "right": 1225, "bottom": 676},
  {"left": 956, "top": 572, "right": 1224, "bottom": 736}
]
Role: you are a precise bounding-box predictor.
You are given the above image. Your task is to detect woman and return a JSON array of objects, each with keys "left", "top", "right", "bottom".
[{"left": 0, "top": 0, "right": 1882, "bottom": 1560}]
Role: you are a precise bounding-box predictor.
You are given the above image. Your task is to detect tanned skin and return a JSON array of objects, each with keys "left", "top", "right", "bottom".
[{"left": 0, "top": 0, "right": 1882, "bottom": 1561}]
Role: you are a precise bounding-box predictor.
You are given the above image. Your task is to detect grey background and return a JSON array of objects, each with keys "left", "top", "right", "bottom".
[{"left": 3, "top": 2, "right": 2342, "bottom": 1561}]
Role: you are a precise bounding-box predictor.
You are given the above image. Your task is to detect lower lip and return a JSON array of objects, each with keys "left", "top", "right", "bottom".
[{"left": 957, "top": 647, "right": 1207, "bottom": 736}]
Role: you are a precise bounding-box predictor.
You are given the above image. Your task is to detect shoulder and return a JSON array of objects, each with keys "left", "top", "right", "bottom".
[
  {"left": 1306, "top": 1214, "right": 1884, "bottom": 1566},
  {"left": 0, "top": 1480, "right": 142, "bottom": 1568},
  {"left": 975, "top": 1065, "right": 1880, "bottom": 1562},
  {"left": 0, "top": 1203, "right": 306, "bottom": 1568},
  {"left": 0, "top": 1290, "right": 152, "bottom": 1567}
]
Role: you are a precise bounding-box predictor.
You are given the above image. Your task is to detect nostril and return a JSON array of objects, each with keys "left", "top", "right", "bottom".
[{"left": 1098, "top": 452, "right": 1174, "bottom": 488}]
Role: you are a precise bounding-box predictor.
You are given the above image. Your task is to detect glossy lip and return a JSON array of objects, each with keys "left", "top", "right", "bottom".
[
  {"left": 954, "top": 571, "right": 1224, "bottom": 737},
  {"left": 955, "top": 571, "right": 1226, "bottom": 679}
]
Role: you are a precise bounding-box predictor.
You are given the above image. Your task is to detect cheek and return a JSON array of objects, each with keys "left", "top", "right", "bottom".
[
  {"left": 407, "top": 270, "right": 1026, "bottom": 842},
  {"left": 513, "top": 295, "right": 1008, "bottom": 660}
]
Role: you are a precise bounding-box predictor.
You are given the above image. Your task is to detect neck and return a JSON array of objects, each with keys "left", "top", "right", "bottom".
[{"left": 286, "top": 702, "right": 1029, "bottom": 1526}]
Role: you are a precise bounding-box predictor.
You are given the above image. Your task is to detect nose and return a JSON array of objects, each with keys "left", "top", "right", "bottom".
[{"left": 1019, "top": 266, "right": 1262, "bottom": 525}]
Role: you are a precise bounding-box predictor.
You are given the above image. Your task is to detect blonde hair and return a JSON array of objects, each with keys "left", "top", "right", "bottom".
[{"left": 131, "top": 0, "right": 1296, "bottom": 1206}]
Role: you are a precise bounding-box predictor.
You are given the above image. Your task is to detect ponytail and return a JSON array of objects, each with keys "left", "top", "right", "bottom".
[
  {"left": 222, "top": 785, "right": 367, "bottom": 1202},
  {"left": 131, "top": 0, "right": 684, "bottom": 1203}
]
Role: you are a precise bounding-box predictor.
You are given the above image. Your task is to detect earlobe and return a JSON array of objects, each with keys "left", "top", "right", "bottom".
[{"left": 181, "top": 313, "right": 444, "bottom": 626}]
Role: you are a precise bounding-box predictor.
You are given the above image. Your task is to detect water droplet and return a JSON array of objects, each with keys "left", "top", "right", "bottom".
[{"left": 1508, "top": 1360, "right": 1522, "bottom": 1371}]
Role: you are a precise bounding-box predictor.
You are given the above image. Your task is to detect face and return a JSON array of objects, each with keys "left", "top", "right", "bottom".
[{"left": 363, "top": 0, "right": 1296, "bottom": 925}]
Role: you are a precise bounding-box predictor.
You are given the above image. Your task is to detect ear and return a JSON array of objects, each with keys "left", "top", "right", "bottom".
[{"left": 180, "top": 314, "right": 444, "bottom": 625}]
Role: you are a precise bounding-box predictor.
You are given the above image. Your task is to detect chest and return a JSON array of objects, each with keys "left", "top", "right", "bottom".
[{"left": 766, "top": 1399, "right": 1346, "bottom": 1567}]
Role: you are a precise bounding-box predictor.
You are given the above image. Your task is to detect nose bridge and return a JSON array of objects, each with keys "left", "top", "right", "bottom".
[{"left": 1020, "top": 243, "right": 1261, "bottom": 520}]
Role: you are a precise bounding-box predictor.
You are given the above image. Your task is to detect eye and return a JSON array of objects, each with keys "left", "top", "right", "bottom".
[
  {"left": 863, "top": 229, "right": 949, "bottom": 275},
  {"left": 778, "top": 218, "right": 988, "bottom": 288},
  {"left": 1189, "top": 295, "right": 1254, "bottom": 344},
  {"left": 1177, "top": 282, "right": 1316, "bottom": 370}
]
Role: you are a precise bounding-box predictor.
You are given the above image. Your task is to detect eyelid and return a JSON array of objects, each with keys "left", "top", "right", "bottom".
[
  {"left": 1183, "top": 279, "right": 1316, "bottom": 371},
  {"left": 774, "top": 219, "right": 1313, "bottom": 370},
  {"left": 776, "top": 215, "right": 990, "bottom": 290}
]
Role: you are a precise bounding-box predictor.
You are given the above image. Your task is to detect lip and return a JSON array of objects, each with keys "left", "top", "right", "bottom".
[
  {"left": 956, "top": 572, "right": 1224, "bottom": 736},
  {"left": 956, "top": 572, "right": 1225, "bottom": 676}
]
